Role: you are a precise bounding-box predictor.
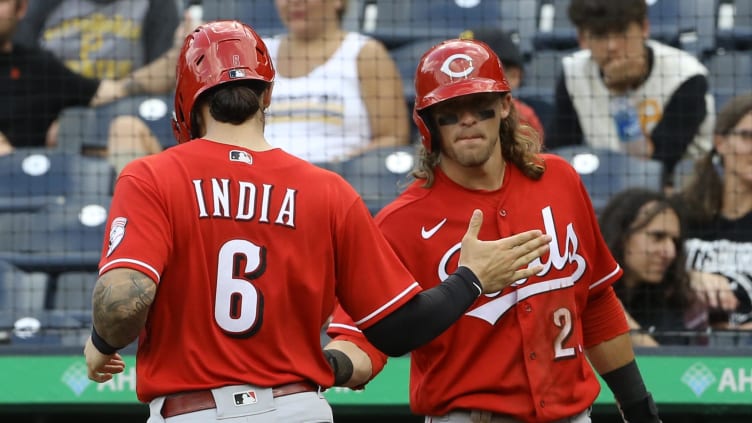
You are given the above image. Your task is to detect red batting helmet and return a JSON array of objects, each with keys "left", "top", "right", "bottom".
[
  {"left": 172, "top": 20, "right": 275, "bottom": 144},
  {"left": 413, "top": 38, "right": 510, "bottom": 151}
]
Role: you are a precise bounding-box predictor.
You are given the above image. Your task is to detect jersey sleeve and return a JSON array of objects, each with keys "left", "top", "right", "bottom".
[
  {"left": 333, "top": 199, "right": 421, "bottom": 330},
  {"left": 571, "top": 167, "right": 623, "bottom": 294},
  {"left": 581, "top": 286, "right": 630, "bottom": 347},
  {"left": 98, "top": 162, "right": 172, "bottom": 283},
  {"left": 327, "top": 305, "right": 389, "bottom": 379}
]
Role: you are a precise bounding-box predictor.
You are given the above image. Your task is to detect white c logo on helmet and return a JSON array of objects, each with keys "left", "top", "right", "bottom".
[{"left": 440, "top": 54, "right": 474, "bottom": 78}]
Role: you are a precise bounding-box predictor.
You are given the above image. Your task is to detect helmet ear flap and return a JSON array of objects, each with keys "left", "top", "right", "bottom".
[{"left": 413, "top": 108, "right": 433, "bottom": 152}]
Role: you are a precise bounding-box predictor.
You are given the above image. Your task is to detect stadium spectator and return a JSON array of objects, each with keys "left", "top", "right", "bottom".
[
  {"left": 459, "top": 27, "right": 545, "bottom": 144},
  {"left": 262, "top": 0, "right": 410, "bottom": 163},
  {"left": 14, "top": 0, "right": 180, "bottom": 89},
  {"left": 12, "top": 0, "right": 203, "bottom": 173},
  {"left": 547, "top": 0, "right": 714, "bottom": 187},
  {"left": 1, "top": 0, "right": 128, "bottom": 152},
  {"left": 680, "top": 93, "right": 752, "bottom": 333},
  {"left": 599, "top": 188, "right": 712, "bottom": 346}
]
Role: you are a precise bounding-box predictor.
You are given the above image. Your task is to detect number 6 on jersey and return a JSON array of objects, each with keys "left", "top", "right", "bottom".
[{"left": 215, "top": 239, "right": 267, "bottom": 337}]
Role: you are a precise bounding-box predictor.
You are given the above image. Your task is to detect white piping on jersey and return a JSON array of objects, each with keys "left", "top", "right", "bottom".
[
  {"left": 353, "top": 281, "right": 421, "bottom": 326},
  {"left": 99, "top": 258, "right": 161, "bottom": 283},
  {"left": 467, "top": 274, "right": 577, "bottom": 325},
  {"left": 589, "top": 264, "right": 621, "bottom": 290},
  {"left": 466, "top": 262, "right": 620, "bottom": 325},
  {"left": 327, "top": 322, "right": 362, "bottom": 334}
]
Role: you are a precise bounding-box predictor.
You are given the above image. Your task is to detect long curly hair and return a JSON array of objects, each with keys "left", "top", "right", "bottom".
[
  {"left": 680, "top": 93, "right": 752, "bottom": 224},
  {"left": 599, "top": 188, "right": 696, "bottom": 310}
]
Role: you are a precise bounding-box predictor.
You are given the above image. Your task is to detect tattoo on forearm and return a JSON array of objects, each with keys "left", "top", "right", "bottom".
[{"left": 93, "top": 270, "right": 156, "bottom": 348}]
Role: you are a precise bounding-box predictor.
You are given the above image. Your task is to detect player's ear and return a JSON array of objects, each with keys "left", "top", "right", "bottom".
[{"left": 499, "top": 93, "right": 512, "bottom": 119}]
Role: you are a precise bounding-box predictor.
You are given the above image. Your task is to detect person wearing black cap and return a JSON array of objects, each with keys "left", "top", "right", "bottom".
[{"left": 460, "top": 27, "right": 545, "bottom": 145}]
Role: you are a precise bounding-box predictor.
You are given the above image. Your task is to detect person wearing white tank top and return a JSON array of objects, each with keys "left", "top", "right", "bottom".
[{"left": 264, "top": 0, "right": 409, "bottom": 164}]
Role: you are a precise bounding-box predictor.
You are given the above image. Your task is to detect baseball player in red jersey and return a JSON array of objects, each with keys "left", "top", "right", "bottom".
[
  {"left": 327, "top": 39, "right": 662, "bottom": 423},
  {"left": 81, "top": 21, "right": 553, "bottom": 423}
]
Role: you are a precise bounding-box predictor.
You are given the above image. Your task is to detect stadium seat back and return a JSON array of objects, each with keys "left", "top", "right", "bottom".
[
  {"left": 201, "top": 0, "right": 285, "bottom": 37},
  {"left": 362, "top": 0, "right": 505, "bottom": 48},
  {"left": 340, "top": 145, "right": 416, "bottom": 215},
  {"left": 0, "top": 148, "right": 114, "bottom": 213},
  {"left": 549, "top": 145, "right": 665, "bottom": 213},
  {"left": 648, "top": 0, "right": 717, "bottom": 56},
  {"left": 0, "top": 195, "right": 111, "bottom": 272}
]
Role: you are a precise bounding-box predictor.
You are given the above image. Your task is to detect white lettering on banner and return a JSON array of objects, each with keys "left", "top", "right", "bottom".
[
  {"left": 717, "top": 368, "right": 752, "bottom": 393},
  {"left": 192, "top": 179, "right": 297, "bottom": 227},
  {"left": 435, "top": 206, "right": 586, "bottom": 325},
  {"left": 96, "top": 367, "right": 137, "bottom": 392},
  {"left": 440, "top": 54, "right": 474, "bottom": 79}
]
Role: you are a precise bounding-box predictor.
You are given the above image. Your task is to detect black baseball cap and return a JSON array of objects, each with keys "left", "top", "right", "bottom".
[{"left": 459, "top": 27, "right": 524, "bottom": 70}]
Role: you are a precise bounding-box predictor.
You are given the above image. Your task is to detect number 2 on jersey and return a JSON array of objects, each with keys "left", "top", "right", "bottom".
[
  {"left": 553, "top": 308, "right": 576, "bottom": 359},
  {"left": 215, "top": 239, "right": 267, "bottom": 337}
]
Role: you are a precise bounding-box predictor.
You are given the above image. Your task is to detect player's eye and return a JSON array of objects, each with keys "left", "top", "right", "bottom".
[
  {"left": 478, "top": 109, "right": 495, "bottom": 120},
  {"left": 436, "top": 114, "right": 459, "bottom": 126}
]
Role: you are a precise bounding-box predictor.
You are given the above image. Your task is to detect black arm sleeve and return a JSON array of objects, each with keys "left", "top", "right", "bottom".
[
  {"left": 545, "top": 73, "right": 585, "bottom": 150},
  {"left": 650, "top": 74, "right": 708, "bottom": 176},
  {"left": 602, "top": 360, "right": 661, "bottom": 422},
  {"left": 362, "top": 266, "right": 482, "bottom": 357}
]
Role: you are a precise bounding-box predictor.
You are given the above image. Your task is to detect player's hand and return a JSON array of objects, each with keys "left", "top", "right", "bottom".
[
  {"left": 84, "top": 336, "right": 126, "bottom": 383},
  {"left": 458, "top": 209, "right": 551, "bottom": 294}
]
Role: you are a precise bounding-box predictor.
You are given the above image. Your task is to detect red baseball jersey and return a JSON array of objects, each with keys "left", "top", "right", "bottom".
[
  {"left": 98, "top": 140, "right": 421, "bottom": 402},
  {"left": 329, "top": 155, "right": 623, "bottom": 422}
]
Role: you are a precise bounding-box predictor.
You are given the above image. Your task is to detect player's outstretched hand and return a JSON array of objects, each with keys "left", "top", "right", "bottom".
[
  {"left": 84, "top": 336, "right": 126, "bottom": 383},
  {"left": 458, "top": 209, "right": 551, "bottom": 294}
]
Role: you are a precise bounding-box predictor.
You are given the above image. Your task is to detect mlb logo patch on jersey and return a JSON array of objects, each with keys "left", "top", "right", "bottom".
[
  {"left": 230, "top": 150, "right": 253, "bottom": 165},
  {"left": 233, "top": 390, "right": 258, "bottom": 406},
  {"left": 106, "top": 217, "right": 127, "bottom": 257}
]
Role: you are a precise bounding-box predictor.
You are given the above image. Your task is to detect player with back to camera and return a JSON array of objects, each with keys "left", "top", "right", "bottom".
[
  {"left": 326, "top": 38, "right": 662, "bottom": 423},
  {"left": 81, "top": 20, "right": 552, "bottom": 423}
]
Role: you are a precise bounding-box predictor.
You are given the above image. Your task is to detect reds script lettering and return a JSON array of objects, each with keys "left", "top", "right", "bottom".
[
  {"left": 438, "top": 206, "right": 586, "bottom": 325},
  {"left": 191, "top": 178, "right": 297, "bottom": 227}
]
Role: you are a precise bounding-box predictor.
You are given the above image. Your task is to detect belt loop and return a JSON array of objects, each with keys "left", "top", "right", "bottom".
[{"left": 470, "top": 410, "right": 492, "bottom": 423}]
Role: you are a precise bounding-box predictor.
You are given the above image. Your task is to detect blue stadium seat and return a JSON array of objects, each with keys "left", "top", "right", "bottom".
[
  {"left": 549, "top": 145, "right": 665, "bottom": 213},
  {"left": 340, "top": 145, "right": 417, "bottom": 216},
  {"left": 0, "top": 195, "right": 112, "bottom": 272},
  {"left": 201, "top": 0, "right": 285, "bottom": 37},
  {"left": 498, "top": 0, "right": 540, "bottom": 58},
  {"left": 362, "top": 0, "right": 506, "bottom": 49},
  {"left": 0, "top": 148, "right": 114, "bottom": 213},
  {"left": 53, "top": 271, "right": 99, "bottom": 312},
  {"left": 705, "top": 50, "right": 752, "bottom": 109},
  {"left": 672, "top": 156, "right": 700, "bottom": 191},
  {"left": 0, "top": 260, "right": 48, "bottom": 317},
  {"left": 716, "top": 0, "right": 752, "bottom": 50},
  {"left": 387, "top": 37, "right": 445, "bottom": 140},
  {"left": 57, "top": 94, "right": 176, "bottom": 155},
  {"left": 533, "top": 0, "right": 578, "bottom": 51},
  {"left": 515, "top": 49, "right": 569, "bottom": 101},
  {"left": 647, "top": 0, "right": 717, "bottom": 56}
]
